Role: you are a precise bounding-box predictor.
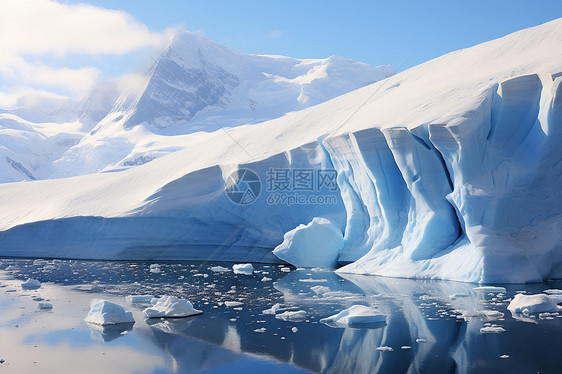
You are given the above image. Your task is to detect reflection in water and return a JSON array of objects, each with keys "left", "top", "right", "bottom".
[
  {"left": 1, "top": 259, "right": 562, "bottom": 373},
  {"left": 87, "top": 322, "right": 135, "bottom": 343}
]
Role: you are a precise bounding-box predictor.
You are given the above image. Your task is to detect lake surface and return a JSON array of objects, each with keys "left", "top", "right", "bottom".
[{"left": 0, "top": 258, "right": 561, "bottom": 373}]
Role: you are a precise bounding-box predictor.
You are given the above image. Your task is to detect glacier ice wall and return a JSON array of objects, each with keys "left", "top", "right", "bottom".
[{"left": 0, "top": 20, "right": 561, "bottom": 283}]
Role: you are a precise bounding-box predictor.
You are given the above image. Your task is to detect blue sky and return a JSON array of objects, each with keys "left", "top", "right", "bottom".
[
  {"left": 78, "top": 0, "right": 562, "bottom": 70},
  {"left": 1, "top": 0, "right": 562, "bottom": 102}
]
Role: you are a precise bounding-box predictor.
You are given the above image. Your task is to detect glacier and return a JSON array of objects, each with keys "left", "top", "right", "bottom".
[{"left": 0, "top": 20, "right": 562, "bottom": 283}]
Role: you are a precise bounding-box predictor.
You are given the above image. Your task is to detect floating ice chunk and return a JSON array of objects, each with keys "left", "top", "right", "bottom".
[
  {"left": 500, "top": 355, "right": 509, "bottom": 359},
  {"left": 280, "top": 267, "right": 291, "bottom": 272},
  {"left": 224, "top": 301, "right": 243, "bottom": 307},
  {"left": 149, "top": 264, "right": 161, "bottom": 273},
  {"left": 415, "top": 338, "right": 427, "bottom": 343},
  {"left": 143, "top": 296, "right": 202, "bottom": 318},
  {"left": 273, "top": 217, "right": 344, "bottom": 268},
  {"left": 262, "top": 303, "right": 283, "bottom": 315},
  {"left": 261, "top": 277, "right": 272, "bottom": 282},
  {"left": 311, "top": 285, "right": 331, "bottom": 295},
  {"left": 210, "top": 266, "right": 230, "bottom": 272},
  {"left": 125, "top": 295, "right": 154, "bottom": 304},
  {"left": 233, "top": 263, "right": 254, "bottom": 275},
  {"left": 291, "top": 327, "right": 298, "bottom": 333},
  {"left": 254, "top": 327, "right": 266, "bottom": 333},
  {"left": 21, "top": 278, "right": 41, "bottom": 290},
  {"left": 401, "top": 346, "right": 412, "bottom": 350},
  {"left": 320, "top": 305, "right": 386, "bottom": 328},
  {"left": 85, "top": 299, "right": 135, "bottom": 325},
  {"left": 376, "top": 346, "right": 394, "bottom": 352},
  {"left": 38, "top": 302, "right": 53, "bottom": 310},
  {"left": 543, "top": 289, "right": 562, "bottom": 295},
  {"left": 275, "top": 310, "right": 307, "bottom": 321},
  {"left": 480, "top": 325, "right": 506, "bottom": 333},
  {"left": 473, "top": 286, "right": 506, "bottom": 293},
  {"left": 450, "top": 293, "right": 469, "bottom": 299},
  {"left": 459, "top": 309, "right": 504, "bottom": 320},
  {"left": 507, "top": 293, "right": 561, "bottom": 314}
]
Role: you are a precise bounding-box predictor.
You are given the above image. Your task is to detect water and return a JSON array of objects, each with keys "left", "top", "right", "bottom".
[{"left": 0, "top": 258, "right": 561, "bottom": 373}]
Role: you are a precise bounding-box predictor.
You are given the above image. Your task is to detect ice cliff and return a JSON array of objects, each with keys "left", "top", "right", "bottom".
[{"left": 0, "top": 20, "right": 561, "bottom": 283}]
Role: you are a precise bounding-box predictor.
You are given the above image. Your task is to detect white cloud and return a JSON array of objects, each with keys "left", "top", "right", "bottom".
[
  {"left": 0, "top": 0, "right": 166, "bottom": 97},
  {"left": 0, "top": 0, "right": 163, "bottom": 57},
  {"left": 267, "top": 29, "right": 284, "bottom": 39},
  {"left": 0, "top": 54, "right": 100, "bottom": 95}
]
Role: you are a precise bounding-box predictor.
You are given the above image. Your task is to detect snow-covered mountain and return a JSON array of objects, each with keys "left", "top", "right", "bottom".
[
  {"left": 0, "top": 20, "right": 561, "bottom": 284},
  {"left": 47, "top": 30, "right": 394, "bottom": 178}
]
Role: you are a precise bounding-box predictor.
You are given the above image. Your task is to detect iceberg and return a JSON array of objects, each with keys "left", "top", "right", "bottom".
[
  {"left": 143, "top": 296, "right": 202, "bottom": 318},
  {"left": 273, "top": 217, "right": 344, "bottom": 268},
  {"left": 507, "top": 294, "right": 562, "bottom": 314},
  {"left": 85, "top": 299, "right": 135, "bottom": 325},
  {"left": 0, "top": 20, "right": 561, "bottom": 283}
]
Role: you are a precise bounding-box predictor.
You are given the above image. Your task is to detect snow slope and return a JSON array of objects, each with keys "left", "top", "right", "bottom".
[
  {"left": 49, "top": 30, "right": 393, "bottom": 178},
  {"left": 0, "top": 20, "right": 561, "bottom": 283}
]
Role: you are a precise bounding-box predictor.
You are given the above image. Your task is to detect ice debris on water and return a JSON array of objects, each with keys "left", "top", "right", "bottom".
[
  {"left": 210, "top": 266, "right": 230, "bottom": 272},
  {"left": 232, "top": 263, "right": 254, "bottom": 275},
  {"left": 38, "top": 302, "right": 53, "bottom": 310},
  {"left": 149, "top": 264, "right": 161, "bottom": 274},
  {"left": 85, "top": 299, "right": 135, "bottom": 325},
  {"left": 275, "top": 310, "right": 307, "bottom": 322},
  {"left": 144, "top": 296, "right": 202, "bottom": 318},
  {"left": 480, "top": 325, "right": 506, "bottom": 333},
  {"left": 21, "top": 278, "right": 41, "bottom": 290},
  {"left": 320, "top": 305, "right": 386, "bottom": 328},
  {"left": 125, "top": 295, "right": 154, "bottom": 304}
]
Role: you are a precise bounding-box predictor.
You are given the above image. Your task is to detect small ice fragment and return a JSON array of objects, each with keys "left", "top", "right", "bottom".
[
  {"left": 21, "top": 278, "right": 41, "bottom": 290},
  {"left": 320, "top": 305, "right": 386, "bottom": 327},
  {"left": 149, "top": 264, "right": 161, "bottom": 274},
  {"left": 125, "top": 295, "right": 154, "bottom": 304},
  {"left": 450, "top": 293, "right": 469, "bottom": 299},
  {"left": 211, "top": 266, "right": 230, "bottom": 272},
  {"left": 311, "top": 285, "right": 330, "bottom": 295},
  {"left": 416, "top": 339, "right": 427, "bottom": 343},
  {"left": 291, "top": 327, "right": 298, "bottom": 333},
  {"left": 543, "top": 289, "right": 562, "bottom": 295},
  {"left": 85, "top": 299, "right": 135, "bottom": 325},
  {"left": 233, "top": 263, "right": 254, "bottom": 275},
  {"left": 473, "top": 286, "right": 506, "bottom": 293},
  {"left": 144, "top": 296, "right": 202, "bottom": 318},
  {"left": 224, "top": 301, "right": 243, "bottom": 307},
  {"left": 401, "top": 346, "right": 412, "bottom": 350},
  {"left": 254, "top": 327, "right": 266, "bottom": 333},
  {"left": 499, "top": 355, "right": 509, "bottom": 359},
  {"left": 480, "top": 326, "right": 506, "bottom": 333},
  {"left": 376, "top": 346, "right": 394, "bottom": 352},
  {"left": 261, "top": 277, "right": 272, "bottom": 282},
  {"left": 38, "top": 302, "right": 53, "bottom": 310},
  {"left": 280, "top": 267, "right": 291, "bottom": 273},
  {"left": 275, "top": 310, "right": 307, "bottom": 321},
  {"left": 262, "top": 303, "right": 282, "bottom": 315}
]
